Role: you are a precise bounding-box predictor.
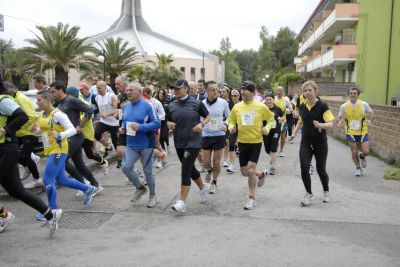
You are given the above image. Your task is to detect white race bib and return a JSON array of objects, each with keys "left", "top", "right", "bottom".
[
  {"left": 208, "top": 117, "right": 222, "bottom": 131},
  {"left": 349, "top": 120, "right": 361, "bottom": 130},
  {"left": 41, "top": 134, "right": 51, "bottom": 148},
  {"left": 241, "top": 113, "right": 254, "bottom": 126},
  {"left": 126, "top": 122, "right": 136, "bottom": 136}
]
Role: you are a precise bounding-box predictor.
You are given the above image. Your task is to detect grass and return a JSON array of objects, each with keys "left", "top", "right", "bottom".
[{"left": 384, "top": 167, "right": 400, "bottom": 181}]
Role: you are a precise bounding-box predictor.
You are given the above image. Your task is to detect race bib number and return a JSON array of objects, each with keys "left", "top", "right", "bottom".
[
  {"left": 41, "top": 134, "right": 51, "bottom": 148},
  {"left": 208, "top": 117, "right": 221, "bottom": 131},
  {"left": 241, "top": 113, "right": 254, "bottom": 126},
  {"left": 126, "top": 122, "right": 136, "bottom": 136},
  {"left": 349, "top": 120, "right": 361, "bottom": 130}
]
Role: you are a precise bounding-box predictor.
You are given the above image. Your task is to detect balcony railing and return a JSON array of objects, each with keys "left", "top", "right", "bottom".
[
  {"left": 298, "top": 3, "right": 359, "bottom": 56},
  {"left": 306, "top": 44, "right": 357, "bottom": 72}
]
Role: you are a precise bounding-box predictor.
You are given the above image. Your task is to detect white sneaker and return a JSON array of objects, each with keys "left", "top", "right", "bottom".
[
  {"left": 48, "top": 209, "right": 62, "bottom": 238},
  {"left": 20, "top": 166, "right": 31, "bottom": 180},
  {"left": 354, "top": 168, "right": 363, "bottom": 177},
  {"left": 167, "top": 146, "right": 172, "bottom": 154},
  {"left": 209, "top": 183, "right": 217, "bottom": 194},
  {"left": 75, "top": 181, "right": 90, "bottom": 197},
  {"left": 147, "top": 196, "right": 159, "bottom": 208},
  {"left": 101, "top": 160, "right": 110, "bottom": 175},
  {"left": 171, "top": 200, "right": 186, "bottom": 214},
  {"left": 257, "top": 169, "right": 268, "bottom": 188},
  {"left": 155, "top": 160, "right": 162, "bottom": 169},
  {"left": 200, "top": 183, "right": 210, "bottom": 203},
  {"left": 301, "top": 193, "right": 314, "bottom": 206},
  {"left": 226, "top": 165, "right": 236, "bottom": 174},
  {"left": 93, "top": 185, "right": 104, "bottom": 197},
  {"left": 244, "top": 198, "right": 256, "bottom": 210},
  {"left": 131, "top": 187, "right": 148, "bottom": 202},
  {"left": 24, "top": 178, "right": 44, "bottom": 189},
  {"left": 0, "top": 211, "right": 15, "bottom": 233},
  {"left": 222, "top": 159, "right": 229, "bottom": 167},
  {"left": 322, "top": 191, "right": 331, "bottom": 203},
  {"left": 279, "top": 151, "right": 285, "bottom": 157}
]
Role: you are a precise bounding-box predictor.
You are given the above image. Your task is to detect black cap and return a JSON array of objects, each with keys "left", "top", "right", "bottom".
[
  {"left": 241, "top": 81, "right": 256, "bottom": 93},
  {"left": 171, "top": 79, "right": 189, "bottom": 89}
]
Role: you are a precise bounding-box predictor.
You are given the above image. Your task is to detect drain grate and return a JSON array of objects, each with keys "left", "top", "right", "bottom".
[{"left": 44, "top": 211, "right": 114, "bottom": 229}]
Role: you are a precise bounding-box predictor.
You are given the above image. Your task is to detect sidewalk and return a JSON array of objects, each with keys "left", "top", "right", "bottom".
[{"left": 0, "top": 137, "right": 399, "bottom": 267}]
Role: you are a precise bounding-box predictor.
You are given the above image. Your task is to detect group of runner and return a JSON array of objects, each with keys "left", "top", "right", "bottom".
[{"left": 0, "top": 74, "right": 373, "bottom": 234}]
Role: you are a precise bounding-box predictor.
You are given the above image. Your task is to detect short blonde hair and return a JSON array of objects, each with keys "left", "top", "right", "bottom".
[{"left": 301, "top": 80, "right": 318, "bottom": 92}]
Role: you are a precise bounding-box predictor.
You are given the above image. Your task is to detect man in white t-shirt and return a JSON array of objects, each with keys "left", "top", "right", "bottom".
[
  {"left": 93, "top": 81, "right": 119, "bottom": 153},
  {"left": 89, "top": 76, "right": 114, "bottom": 96}
]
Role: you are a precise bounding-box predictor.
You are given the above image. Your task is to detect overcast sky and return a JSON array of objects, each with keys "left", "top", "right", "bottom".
[{"left": 0, "top": 0, "right": 320, "bottom": 52}]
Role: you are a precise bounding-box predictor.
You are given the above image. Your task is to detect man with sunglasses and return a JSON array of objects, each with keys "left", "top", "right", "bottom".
[{"left": 228, "top": 81, "right": 276, "bottom": 210}]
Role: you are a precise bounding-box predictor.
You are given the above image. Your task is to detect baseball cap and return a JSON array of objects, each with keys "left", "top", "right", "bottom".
[
  {"left": 241, "top": 81, "right": 256, "bottom": 93},
  {"left": 170, "top": 79, "right": 189, "bottom": 89},
  {"left": 66, "top": 86, "right": 80, "bottom": 98}
]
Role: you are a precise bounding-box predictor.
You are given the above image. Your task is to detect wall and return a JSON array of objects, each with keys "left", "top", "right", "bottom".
[
  {"left": 324, "top": 98, "right": 400, "bottom": 165},
  {"left": 356, "top": 0, "right": 392, "bottom": 104},
  {"left": 388, "top": 0, "right": 400, "bottom": 103}
]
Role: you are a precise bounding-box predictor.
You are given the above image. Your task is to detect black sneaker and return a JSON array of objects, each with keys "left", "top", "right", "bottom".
[{"left": 116, "top": 160, "right": 122, "bottom": 169}]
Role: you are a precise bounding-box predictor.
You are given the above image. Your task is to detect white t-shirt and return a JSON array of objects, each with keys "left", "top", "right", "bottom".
[
  {"left": 95, "top": 92, "right": 119, "bottom": 126},
  {"left": 148, "top": 98, "right": 165, "bottom": 121},
  {"left": 338, "top": 101, "right": 372, "bottom": 117}
]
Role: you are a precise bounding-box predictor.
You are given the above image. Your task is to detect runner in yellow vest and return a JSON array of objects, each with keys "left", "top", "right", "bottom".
[
  {"left": 34, "top": 90, "right": 97, "bottom": 221},
  {"left": 337, "top": 87, "right": 373, "bottom": 177},
  {"left": 273, "top": 86, "right": 292, "bottom": 157}
]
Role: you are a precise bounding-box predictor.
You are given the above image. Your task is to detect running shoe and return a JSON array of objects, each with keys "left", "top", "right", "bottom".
[
  {"left": 222, "top": 159, "right": 229, "bottom": 167},
  {"left": 24, "top": 178, "right": 44, "bottom": 189},
  {"left": 226, "top": 165, "right": 236, "bottom": 174},
  {"left": 209, "top": 183, "right": 217, "bottom": 194},
  {"left": 131, "top": 187, "right": 148, "bottom": 202},
  {"left": 244, "top": 198, "right": 256, "bottom": 210},
  {"left": 322, "top": 191, "right": 331, "bottom": 203},
  {"left": 116, "top": 160, "right": 122, "bottom": 169},
  {"left": 20, "top": 166, "right": 31, "bottom": 180},
  {"left": 257, "top": 169, "right": 268, "bottom": 188},
  {"left": 83, "top": 185, "right": 96, "bottom": 205},
  {"left": 301, "top": 193, "right": 314, "bottom": 206},
  {"left": 31, "top": 153, "right": 41, "bottom": 165},
  {"left": 101, "top": 160, "right": 110, "bottom": 175},
  {"left": 279, "top": 151, "right": 285, "bottom": 157},
  {"left": 48, "top": 209, "right": 62, "bottom": 238},
  {"left": 0, "top": 211, "right": 15, "bottom": 233},
  {"left": 36, "top": 213, "right": 46, "bottom": 221},
  {"left": 155, "top": 160, "right": 162, "bottom": 169},
  {"left": 200, "top": 183, "right": 210, "bottom": 203},
  {"left": 359, "top": 153, "right": 367, "bottom": 168},
  {"left": 147, "top": 196, "right": 159, "bottom": 208},
  {"left": 269, "top": 167, "right": 276, "bottom": 175},
  {"left": 171, "top": 200, "right": 186, "bottom": 214},
  {"left": 354, "top": 168, "right": 363, "bottom": 177},
  {"left": 93, "top": 185, "right": 104, "bottom": 197}
]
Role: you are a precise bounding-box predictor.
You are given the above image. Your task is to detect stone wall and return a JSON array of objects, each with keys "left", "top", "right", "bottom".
[{"left": 324, "top": 99, "right": 400, "bottom": 165}]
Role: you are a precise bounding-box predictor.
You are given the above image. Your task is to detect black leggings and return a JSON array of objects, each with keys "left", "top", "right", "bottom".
[
  {"left": 18, "top": 136, "right": 40, "bottom": 179},
  {"left": 95, "top": 122, "right": 119, "bottom": 150},
  {"left": 286, "top": 113, "right": 294, "bottom": 137},
  {"left": 159, "top": 120, "right": 169, "bottom": 150},
  {"left": 176, "top": 148, "right": 201, "bottom": 186},
  {"left": 0, "top": 153, "right": 48, "bottom": 214},
  {"left": 66, "top": 134, "right": 99, "bottom": 187},
  {"left": 82, "top": 138, "right": 103, "bottom": 164},
  {"left": 299, "top": 141, "right": 329, "bottom": 194}
]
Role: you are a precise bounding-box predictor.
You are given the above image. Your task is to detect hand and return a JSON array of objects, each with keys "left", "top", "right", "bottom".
[
  {"left": 229, "top": 126, "right": 237, "bottom": 134},
  {"left": 278, "top": 117, "right": 284, "bottom": 124},
  {"left": 0, "top": 128, "right": 6, "bottom": 137},
  {"left": 262, "top": 127, "right": 269, "bottom": 136},
  {"left": 221, "top": 124, "right": 227, "bottom": 132},
  {"left": 119, "top": 128, "right": 126, "bottom": 135},
  {"left": 130, "top": 122, "right": 140, "bottom": 132},
  {"left": 192, "top": 123, "right": 203, "bottom": 133},
  {"left": 366, "top": 119, "right": 372, "bottom": 126},
  {"left": 287, "top": 135, "right": 295, "bottom": 142},
  {"left": 75, "top": 125, "right": 83, "bottom": 133},
  {"left": 49, "top": 130, "right": 59, "bottom": 139},
  {"left": 101, "top": 113, "right": 107, "bottom": 119},
  {"left": 167, "top": 121, "right": 176, "bottom": 130},
  {"left": 313, "top": 120, "right": 322, "bottom": 133}
]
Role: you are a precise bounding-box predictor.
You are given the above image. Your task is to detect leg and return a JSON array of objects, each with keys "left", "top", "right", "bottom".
[
  {"left": 121, "top": 147, "right": 142, "bottom": 188},
  {"left": 246, "top": 162, "right": 257, "bottom": 196},
  {"left": 176, "top": 148, "right": 200, "bottom": 201},
  {"left": 349, "top": 141, "right": 360, "bottom": 168},
  {"left": 82, "top": 138, "right": 104, "bottom": 164},
  {"left": 19, "top": 136, "right": 40, "bottom": 179},
  {"left": 212, "top": 148, "right": 224, "bottom": 181},
  {"left": 313, "top": 142, "right": 330, "bottom": 192},
  {"left": 299, "top": 142, "right": 314, "bottom": 194},
  {"left": 139, "top": 148, "right": 156, "bottom": 196}
]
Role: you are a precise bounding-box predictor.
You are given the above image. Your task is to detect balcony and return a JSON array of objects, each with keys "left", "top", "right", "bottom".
[
  {"left": 298, "top": 3, "right": 359, "bottom": 56},
  {"left": 307, "top": 44, "right": 357, "bottom": 72}
]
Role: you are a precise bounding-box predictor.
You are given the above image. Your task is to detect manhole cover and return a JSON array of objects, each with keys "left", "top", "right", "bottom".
[{"left": 43, "top": 211, "right": 114, "bottom": 229}]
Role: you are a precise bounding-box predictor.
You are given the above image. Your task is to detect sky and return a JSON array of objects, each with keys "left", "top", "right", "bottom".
[{"left": 0, "top": 0, "right": 320, "bottom": 52}]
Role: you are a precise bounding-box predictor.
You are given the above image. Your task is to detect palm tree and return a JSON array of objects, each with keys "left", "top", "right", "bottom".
[
  {"left": 24, "top": 22, "right": 97, "bottom": 85},
  {"left": 95, "top": 37, "right": 139, "bottom": 90},
  {"left": 145, "top": 53, "right": 183, "bottom": 87},
  {"left": 3, "top": 48, "right": 32, "bottom": 88}
]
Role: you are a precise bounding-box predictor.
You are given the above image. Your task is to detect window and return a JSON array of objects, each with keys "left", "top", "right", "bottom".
[
  {"left": 190, "top": 67, "right": 195, "bottom": 81},
  {"left": 201, "top": 68, "right": 205, "bottom": 80}
]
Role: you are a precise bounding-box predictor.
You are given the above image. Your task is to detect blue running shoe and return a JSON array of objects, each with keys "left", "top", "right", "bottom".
[
  {"left": 36, "top": 213, "right": 46, "bottom": 221},
  {"left": 83, "top": 185, "right": 95, "bottom": 205}
]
